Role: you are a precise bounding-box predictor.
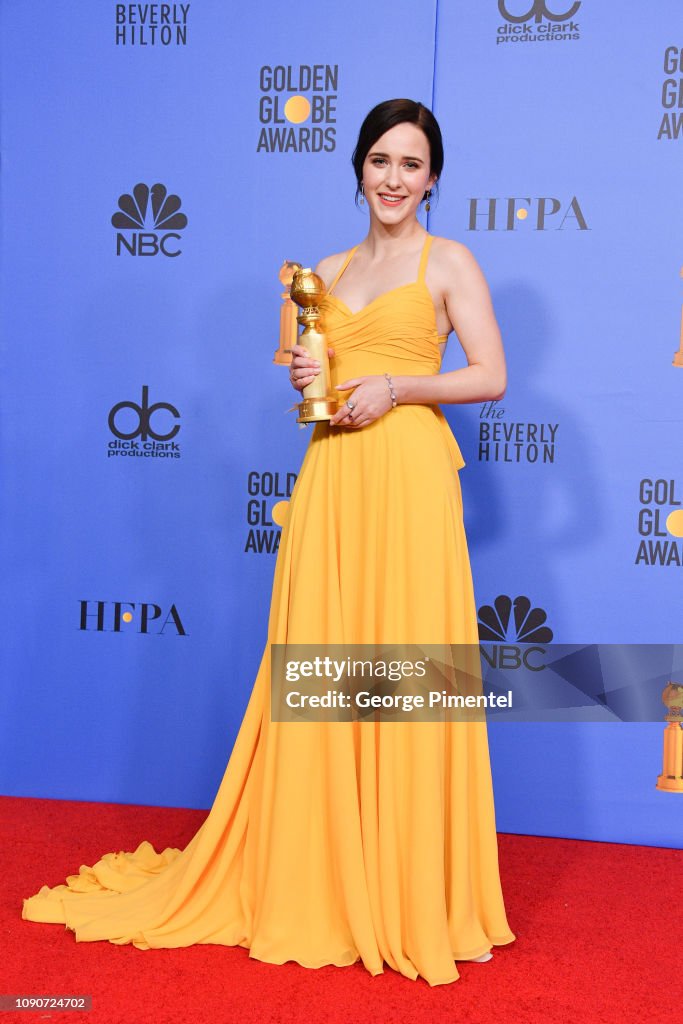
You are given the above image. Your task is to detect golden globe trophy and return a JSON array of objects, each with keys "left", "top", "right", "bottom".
[
  {"left": 674, "top": 267, "right": 683, "bottom": 367},
  {"left": 289, "top": 267, "right": 339, "bottom": 423},
  {"left": 274, "top": 259, "right": 302, "bottom": 366},
  {"left": 655, "top": 681, "right": 683, "bottom": 792}
]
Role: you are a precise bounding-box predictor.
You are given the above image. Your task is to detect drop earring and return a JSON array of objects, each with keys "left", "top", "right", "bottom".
[
  {"left": 359, "top": 182, "right": 365, "bottom": 205},
  {"left": 424, "top": 189, "right": 432, "bottom": 212}
]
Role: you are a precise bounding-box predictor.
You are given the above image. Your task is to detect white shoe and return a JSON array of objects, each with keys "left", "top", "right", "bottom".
[{"left": 469, "top": 951, "right": 493, "bottom": 962}]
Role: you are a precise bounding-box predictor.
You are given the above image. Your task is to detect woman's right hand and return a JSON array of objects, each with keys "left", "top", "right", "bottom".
[{"left": 289, "top": 345, "right": 336, "bottom": 392}]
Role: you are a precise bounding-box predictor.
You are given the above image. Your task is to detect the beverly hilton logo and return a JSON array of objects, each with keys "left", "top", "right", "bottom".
[
  {"left": 258, "top": 64, "right": 338, "bottom": 153},
  {"left": 115, "top": 3, "right": 190, "bottom": 46},
  {"left": 111, "top": 183, "right": 188, "bottom": 256},
  {"left": 478, "top": 595, "right": 554, "bottom": 670},
  {"left": 496, "top": 0, "right": 581, "bottom": 43},
  {"left": 635, "top": 478, "right": 683, "bottom": 567},
  {"left": 479, "top": 400, "right": 559, "bottom": 463}
]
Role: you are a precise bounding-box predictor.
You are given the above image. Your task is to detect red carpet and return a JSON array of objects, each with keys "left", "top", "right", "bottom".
[{"left": 2, "top": 794, "right": 679, "bottom": 1024}]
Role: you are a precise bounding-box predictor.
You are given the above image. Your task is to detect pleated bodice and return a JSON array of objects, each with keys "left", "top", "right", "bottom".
[
  {"left": 319, "top": 231, "right": 445, "bottom": 381},
  {"left": 311, "top": 231, "right": 465, "bottom": 474}
]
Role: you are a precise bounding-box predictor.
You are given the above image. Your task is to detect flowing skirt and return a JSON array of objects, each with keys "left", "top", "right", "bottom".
[{"left": 22, "top": 405, "right": 516, "bottom": 986}]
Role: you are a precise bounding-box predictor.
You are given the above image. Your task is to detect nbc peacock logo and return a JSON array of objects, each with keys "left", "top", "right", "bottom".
[
  {"left": 478, "top": 595, "right": 553, "bottom": 670},
  {"left": 111, "top": 183, "right": 188, "bottom": 257}
]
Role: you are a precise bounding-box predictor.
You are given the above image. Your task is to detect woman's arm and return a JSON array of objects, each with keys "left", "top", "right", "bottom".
[{"left": 392, "top": 240, "right": 507, "bottom": 405}]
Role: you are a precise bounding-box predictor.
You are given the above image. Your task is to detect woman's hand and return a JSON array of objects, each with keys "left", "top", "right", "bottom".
[
  {"left": 288, "top": 344, "right": 335, "bottom": 392},
  {"left": 331, "top": 376, "right": 394, "bottom": 429}
]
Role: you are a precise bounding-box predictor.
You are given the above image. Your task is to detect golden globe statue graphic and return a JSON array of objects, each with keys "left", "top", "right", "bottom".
[
  {"left": 656, "top": 681, "right": 683, "bottom": 792},
  {"left": 675, "top": 267, "right": 683, "bottom": 367},
  {"left": 289, "top": 266, "right": 340, "bottom": 423},
  {"left": 273, "top": 259, "right": 302, "bottom": 366}
]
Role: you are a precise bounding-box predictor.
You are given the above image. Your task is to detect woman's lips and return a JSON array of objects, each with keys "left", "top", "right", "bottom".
[{"left": 378, "top": 193, "right": 407, "bottom": 206}]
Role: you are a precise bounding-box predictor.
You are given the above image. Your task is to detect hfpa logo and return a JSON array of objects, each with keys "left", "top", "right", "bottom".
[
  {"left": 478, "top": 594, "right": 553, "bottom": 670},
  {"left": 78, "top": 600, "right": 187, "bottom": 635},
  {"left": 468, "top": 196, "right": 588, "bottom": 231},
  {"left": 111, "top": 182, "right": 188, "bottom": 256},
  {"left": 498, "top": 0, "right": 580, "bottom": 24}
]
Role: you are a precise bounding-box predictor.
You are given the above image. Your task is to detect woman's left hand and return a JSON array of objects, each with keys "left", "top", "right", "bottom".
[{"left": 330, "top": 375, "right": 394, "bottom": 429}]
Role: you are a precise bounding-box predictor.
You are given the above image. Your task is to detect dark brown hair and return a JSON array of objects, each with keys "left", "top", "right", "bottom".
[{"left": 351, "top": 98, "right": 444, "bottom": 209}]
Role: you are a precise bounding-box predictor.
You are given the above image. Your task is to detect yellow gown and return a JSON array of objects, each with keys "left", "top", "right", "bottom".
[{"left": 22, "top": 232, "right": 516, "bottom": 986}]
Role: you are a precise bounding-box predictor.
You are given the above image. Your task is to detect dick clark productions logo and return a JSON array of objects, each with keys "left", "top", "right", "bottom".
[
  {"left": 496, "top": 0, "right": 581, "bottom": 43},
  {"left": 111, "top": 183, "right": 188, "bottom": 256},
  {"left": 107, "top": 385, "right": 181, "bottom": 459}
]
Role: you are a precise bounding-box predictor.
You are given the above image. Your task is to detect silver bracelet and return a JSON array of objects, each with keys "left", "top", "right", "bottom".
[{"left": 384, "top": 372, "right": 397, "bottom": 408}]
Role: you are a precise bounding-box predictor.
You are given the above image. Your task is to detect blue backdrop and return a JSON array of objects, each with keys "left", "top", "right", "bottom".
[{"left": 1, "top": 0, "right": 681, "bottom": 849}]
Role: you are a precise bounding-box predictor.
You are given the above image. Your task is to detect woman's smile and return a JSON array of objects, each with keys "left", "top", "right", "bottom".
[{"left": 378, "top": 192, "right": 407, "bottom": 206}]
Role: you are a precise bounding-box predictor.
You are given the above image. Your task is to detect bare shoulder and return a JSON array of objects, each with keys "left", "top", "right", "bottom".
[
  {"left": 430, "top": 235, "right": 483, "bottom": 275},
  {"left": 313, "top": 249, "right": 352, "bottom": 289},
  {"left": 428, "top": 236, "right": 492, "bottom": 306}
]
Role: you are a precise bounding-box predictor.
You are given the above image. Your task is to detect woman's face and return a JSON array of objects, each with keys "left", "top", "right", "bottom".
[{"left": 361, "top": 121, "right": 437, "bottom": 225}]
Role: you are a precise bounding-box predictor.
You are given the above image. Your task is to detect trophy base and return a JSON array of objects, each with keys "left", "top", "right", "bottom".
[
  {"left": 297, "top": 397, "right": 339, "bottom": 423},
  {"left": 673, "top": 351, "right": 683, "bottom": 367},
  {"left": 656, "top": 774, "right": 683, "bottom": 792}
]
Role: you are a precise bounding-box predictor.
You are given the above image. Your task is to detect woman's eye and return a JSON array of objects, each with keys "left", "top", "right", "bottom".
[{"left": 371, "top": 158, "right": 419, "bottom": 168}]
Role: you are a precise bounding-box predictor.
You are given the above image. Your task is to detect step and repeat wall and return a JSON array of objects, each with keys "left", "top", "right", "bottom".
[{"left": 1, "top": 1, "right": 681, "bottom": 847}]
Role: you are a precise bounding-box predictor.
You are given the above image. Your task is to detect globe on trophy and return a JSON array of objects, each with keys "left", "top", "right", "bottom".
[{"left": 289, "top": 267, "right": 340, "bottom": 423}]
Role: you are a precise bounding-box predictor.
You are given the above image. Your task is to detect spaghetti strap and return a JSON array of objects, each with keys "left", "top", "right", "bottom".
[
  {"left": 417, "top": 233, "right": 434, "bottom": 283},
  {"left": 329, "top": 235, "right": 432, "bottom": 295},
  {"left": 327, "top": 246, "right": 359, "bottom": 295}
]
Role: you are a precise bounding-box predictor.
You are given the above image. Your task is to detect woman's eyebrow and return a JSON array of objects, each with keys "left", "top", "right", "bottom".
[{"left": 368, "top": 151, "right": 424, "bottom": 163}]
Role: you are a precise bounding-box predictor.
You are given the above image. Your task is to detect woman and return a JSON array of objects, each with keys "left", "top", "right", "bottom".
[{"left": 22, "top": 99, "right": 515, "bottom": 987}]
